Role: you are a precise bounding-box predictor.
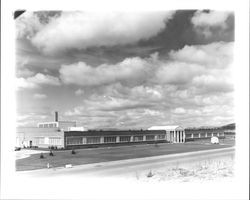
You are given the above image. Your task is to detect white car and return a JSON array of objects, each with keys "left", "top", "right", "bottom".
[{"left": 211, "top": 136, "right": 219, "bottom": 144}]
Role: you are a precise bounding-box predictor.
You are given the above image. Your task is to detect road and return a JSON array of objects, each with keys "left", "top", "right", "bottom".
[{"left": 17, "top": 147, "right": 235, "bottom": 178}]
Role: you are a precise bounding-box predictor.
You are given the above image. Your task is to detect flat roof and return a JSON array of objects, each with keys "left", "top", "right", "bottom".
[
  {"left": 65, "top": 130, "right": 166, "bottom": 137},
  {"left": 148, "top": 126, "right": 184, "bottom": 130}
]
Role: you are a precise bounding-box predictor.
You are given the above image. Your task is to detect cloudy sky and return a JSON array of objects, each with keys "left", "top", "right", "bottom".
[{"left": 15, "top": 10, "right": 235, "bottom": 129}]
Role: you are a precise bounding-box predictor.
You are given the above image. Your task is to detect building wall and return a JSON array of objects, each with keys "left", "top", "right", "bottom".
[
  {"left": 58, "top": 121, "right": 76, "bottom": 131},
  {"left": 64, "top": 130, "right": 168, "bottom": 148},
  {"left": 16, "top": 127, "right": 64, "bottom": 148},
  {"left": 184, "top": 128, "right": 225, "bottom": 141}
]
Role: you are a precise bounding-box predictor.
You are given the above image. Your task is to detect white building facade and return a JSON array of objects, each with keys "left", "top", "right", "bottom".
[{"left": 148, "top": 125, "right": 185, "bottom": 143}]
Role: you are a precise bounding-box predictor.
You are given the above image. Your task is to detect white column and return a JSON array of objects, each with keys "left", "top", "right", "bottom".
[
  {"left": 116, "top": 136, "right": 120, "bottom": 143},
  {"left": 143, "top": 135, "right": 146, "bottom": 141},
  {"left": 183, "top": 131, "right": 185, "bottom": 143},
  {"left": 100, "top": 137, "right": 104, "bottom": 144},
  {"left": 130, "top": 136, "right": 134, "bottom": 142},
  {"left": 154, "top": 135, "right": 158, "bottom": 141},
  {"left": 177, "top": 131, "right": 179, "bottom": 143}
]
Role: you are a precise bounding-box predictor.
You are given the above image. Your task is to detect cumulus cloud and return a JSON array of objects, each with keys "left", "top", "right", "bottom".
[
  {"left": 30, "top": 11, "right": 175, "bottom": 54},
  {"left": 192, "top": 11, "right": 231, "bottom": 27},
  {"left": 169, "top": 42, "right": 233, "bottom": 68},
  {"left": 75, "top": 89, "right": 84, "bottom": 96},
  {"left": 60, "top": 56, "right": 154, "bottom": 86},
  {"left": 16, "top": 73, "right": 60, "bottom": 89},
  {"left": 59, "top": 41, "right": 233, "bottom": 98},
  {"left": 33, "top": 93, "right": 47, "bottom": 99},
  {"left": 16, "top": 68, "right": 35, "bottom": 78},
  {"left": 172, "top": 107, "right": 186, "bottom": 114},
  {"left": 16, "top": 12, "right": 44, "bottom": 39},
  {"left": 192, "top": 74, "right": 233, "bottom": 93},
  {"left": 155, "top": 62, "right": 204, "bottom": 85},
  {"left": 191, "top": 11, "right": 232, "bottom": 38}
]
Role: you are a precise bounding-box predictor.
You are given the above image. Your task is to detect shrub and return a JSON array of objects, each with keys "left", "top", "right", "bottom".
[
  {"left": 147, "top": 170, "right": 154, "bottom": 178},
  {"left": 49, "top": 150, "right": 54, "bottom": 156},
  {"left": 40, "top": 153, "right": 44, "bottom": 159},
  {"left": 71, "top": 149, "right": 76, "bottom": 154}
]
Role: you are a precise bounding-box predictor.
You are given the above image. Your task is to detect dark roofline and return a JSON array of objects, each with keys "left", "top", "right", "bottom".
[{"left": 65, "top": 130, "right": 166, "bottom": 137}]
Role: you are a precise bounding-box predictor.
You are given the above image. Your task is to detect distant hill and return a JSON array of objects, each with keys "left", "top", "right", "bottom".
[
  {"left": 185, "top": 123, "right": 235, "bottom": 130},
  {"left": 220, "top": 123, "right": 235, "bottom": 130}
]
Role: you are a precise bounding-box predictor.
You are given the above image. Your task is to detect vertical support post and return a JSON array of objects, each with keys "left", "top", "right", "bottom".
[
  {"left": 100, "top": 137, "right": 104, "bottom": 144},
  {"left": 177, "top": 131, "right": 179, "bottom": 143}
]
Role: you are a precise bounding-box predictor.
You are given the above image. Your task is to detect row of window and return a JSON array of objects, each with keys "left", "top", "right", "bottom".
[
  {"left": 38, "top": 123, "right": 57, "bottom": 128},
  {"left": 33, "top": 137, "right": 62, "bottom": 145},
  {"left": 66, "top": 135, "right": 167, "bottom": 145},
  {"left": 185, "top": 133, "right": 224, "bottom": 138}
]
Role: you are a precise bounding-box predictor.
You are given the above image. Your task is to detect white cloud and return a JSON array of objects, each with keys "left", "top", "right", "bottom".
[
  {"left": 33, "top": 93, "right": 47, "bottom": 99},
  {"left": 191, "top": 11, "right": 231, "bottom": 27},
  {"left": 75, "top": 89, "right": 84, "bottom": 96},
  {"left": 172, "top": 107, "right": 186, "bottom": 114},
  {"left": 16, "top": 68, "right": 35, "bottom": 78},
  {"left": 155, "top": 62, "right": 204, "bottom": 85},
  {"left": 191, "top": 11, "right": 232, "bottom": 38},
  {"left": 16, "top": 12, "right": 44, "bottom": 39},
  {"left": 169, "top": 42, "right": 233, "bottom": 68},
  {"left": 192, "top": 74, "right": 233, "bottom": 93},
  {"left": 16, "top": 73, "right": 60, "bottom": 89},
  {"left": 59, "top": 42, "right": 234, "bottom": 96},
  {"left": 60, "top": 56, "right": 153, "bottom": 86},
  {"left": 30, "top": 11, "right": 175, "bottom": 54}
]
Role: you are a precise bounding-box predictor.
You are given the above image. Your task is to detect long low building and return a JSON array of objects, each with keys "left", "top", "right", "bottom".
[
  {"left": 16, "top": 112, "right": 233, "bottom": 149},
  {"left": 64, "top": 129, "right": 168, "bottom": 148},
  {"left": 16, "top": 114, "right": 185, "bottom": 149}
]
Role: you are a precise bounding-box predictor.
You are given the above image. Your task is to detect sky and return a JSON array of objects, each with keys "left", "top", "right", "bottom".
[{"left": 15, "top": 10, "right": 235, "bottom": 129}]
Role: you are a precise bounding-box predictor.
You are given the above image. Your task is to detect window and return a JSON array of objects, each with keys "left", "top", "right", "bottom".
[
  {"left": 207, "top": 133, "right": 212, "bottom": 137},
  {"left": 157, "top": 135, "right": 165, "bottom": 140},
  {"left": 134, "top": 136, "right": 143, "bottom": 142},
  {"left": 120, "top": 136, "right": 131, "bottom": 142},
  {"left": 34, "top": 137, "right": 45, "bottom": 144},
  {"left": 67, "top": 137, "right": 82, "bottom": 145},
  {"left": 185, "top": 133, "right": 192, "bottom": 138},
  {"left": 86, "top": 137, "right": 101, "bottom": 144},
  {"left": 200, "top": 133, "right": 206, "bottom": 138},
  {"left": 193, "top": 133, "right": 199, "bottom": 138},
  {"left": 49, "top": 137, "right": 62, "bottom": 145},
  {"left": 104, "top": 136, "right": 116, "bottom": 143},
  {"left": 146, "top": 135, "right": 155, "bottom": 141}
]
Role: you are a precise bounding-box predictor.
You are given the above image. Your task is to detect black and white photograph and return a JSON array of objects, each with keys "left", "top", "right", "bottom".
[{"left": 1, "top": 0, "right": 249, "bottom": 199}]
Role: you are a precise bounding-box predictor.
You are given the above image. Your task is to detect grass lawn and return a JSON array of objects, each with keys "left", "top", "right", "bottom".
[{"left": 16, "top": 141, "right": 234, "bottom": 171}]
